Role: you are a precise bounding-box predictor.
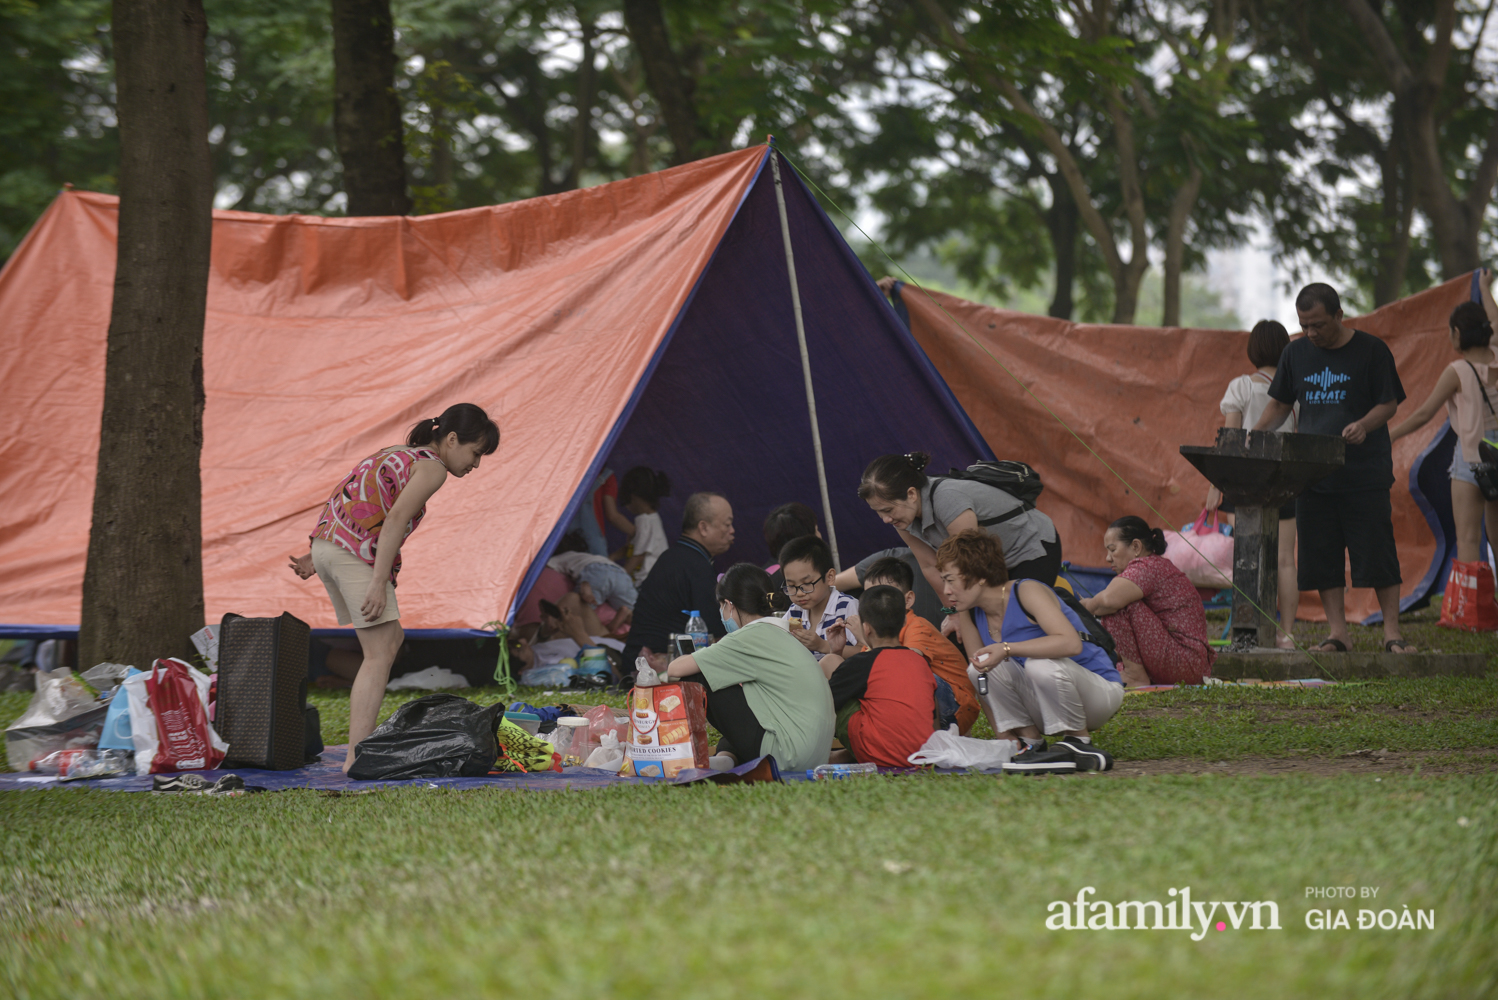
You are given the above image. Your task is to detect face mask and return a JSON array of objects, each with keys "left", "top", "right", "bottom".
[{"left": 720, "top": 605, "right": 738, "bottom": 633}]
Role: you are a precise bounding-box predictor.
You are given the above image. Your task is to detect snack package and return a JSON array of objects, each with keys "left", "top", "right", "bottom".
[{"left": 620, "top": 682, "right": 709, "bottom": 778}]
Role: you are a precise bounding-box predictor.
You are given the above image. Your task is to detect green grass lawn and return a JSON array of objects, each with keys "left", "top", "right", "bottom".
[
  {"left": 1, "top": 608, "right": 1495, "bottom": 996},
  {"left": 1, "top": 773, "right": 1494, "bottom": 998}
]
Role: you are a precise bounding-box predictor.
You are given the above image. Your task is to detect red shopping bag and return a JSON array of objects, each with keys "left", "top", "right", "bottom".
[
  {"left": 1437, "top": 560, "right": 1498, "bottom": 632},
  {"left": 144, "top": 657, "right": 227, "bottom": 773}
]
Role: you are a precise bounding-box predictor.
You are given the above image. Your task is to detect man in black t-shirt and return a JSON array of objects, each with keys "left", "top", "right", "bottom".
[
  {"left": 622, "top": 492, "right": 735, "bottom": 671},
  {"left": 1256, "top": 282, "right": 1411, "bottom": 653}
]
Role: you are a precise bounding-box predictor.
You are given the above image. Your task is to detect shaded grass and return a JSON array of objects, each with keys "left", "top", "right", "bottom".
[{"left": 1, "top": 773, "right": 1494, "bottom": 998}]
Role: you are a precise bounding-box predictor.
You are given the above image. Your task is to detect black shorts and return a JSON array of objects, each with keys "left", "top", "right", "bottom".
[{"left": 1295, "top": 489, "right": 1401, "bottom": 592}]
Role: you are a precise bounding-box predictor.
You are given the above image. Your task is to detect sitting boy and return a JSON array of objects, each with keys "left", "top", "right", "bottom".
[
  {"left": 828, "top": 586, "right": 939, "bottom": 767},
  {"left": 859, "top": 556, "right": 979, "bottom": 734},
  {"left": 780, "top": 534, "right": 859, "bottom": 669}
]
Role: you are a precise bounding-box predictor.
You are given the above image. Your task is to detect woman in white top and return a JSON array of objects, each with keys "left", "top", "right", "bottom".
[
  {"left": 1206, "top": 320, "right": 1299, "bottom": 648},
  {"left": 1391, "top": 273, "right": 1498, "bottom": 564}
]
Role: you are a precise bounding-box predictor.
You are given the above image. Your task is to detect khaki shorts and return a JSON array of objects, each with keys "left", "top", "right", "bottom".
[{"left": 311, "top": 538, "right": 399, "bottom": 628}]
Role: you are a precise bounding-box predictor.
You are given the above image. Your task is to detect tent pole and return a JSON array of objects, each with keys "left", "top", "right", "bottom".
[{"left": 769, "top": 147, "right": 841, "bottom": 568}]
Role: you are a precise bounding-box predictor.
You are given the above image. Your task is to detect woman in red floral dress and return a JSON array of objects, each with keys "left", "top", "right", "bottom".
[{"left": 1081, "top": 516, "right": 1214, "bottom": 686}]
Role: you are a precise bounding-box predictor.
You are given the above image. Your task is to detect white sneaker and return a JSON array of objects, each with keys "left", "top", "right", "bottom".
[{"left": 708, "top": 753, "right": 736, "bottom": 772}]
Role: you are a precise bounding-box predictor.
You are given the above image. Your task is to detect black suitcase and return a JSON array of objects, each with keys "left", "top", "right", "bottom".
[{"left": 216, "top": 612, "right": 318, "bottom": 769}]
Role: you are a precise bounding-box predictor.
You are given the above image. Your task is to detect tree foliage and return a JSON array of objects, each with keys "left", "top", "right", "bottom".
[{"left": 2, "top": 0, "right": 1496, "bottom": 318}]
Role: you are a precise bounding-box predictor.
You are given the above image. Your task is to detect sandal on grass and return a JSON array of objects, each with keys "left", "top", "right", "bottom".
[
  {"left": 1310, "top": 637, "right": 1348, "bottom": 652},
  {"left": 1384, "top": 638, "right": 1417, "bottom": 653}
]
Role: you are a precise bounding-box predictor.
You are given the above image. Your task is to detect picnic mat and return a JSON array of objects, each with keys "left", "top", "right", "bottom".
[
  {"left": 1127, "top": 679, "right": 1340, "bottom": 694},
  {"left": 0, "top": 747, "right": 966, "bottom": 793}
]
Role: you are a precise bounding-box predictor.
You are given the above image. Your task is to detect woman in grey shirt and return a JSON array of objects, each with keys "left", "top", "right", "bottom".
[{"left": 857, "top": 452, "right": 1063, "bottom": 596}]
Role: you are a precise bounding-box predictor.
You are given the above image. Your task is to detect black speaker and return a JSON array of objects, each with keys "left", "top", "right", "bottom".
[{"left": 216, "top": 612, "right": 318, "bottom": 769}]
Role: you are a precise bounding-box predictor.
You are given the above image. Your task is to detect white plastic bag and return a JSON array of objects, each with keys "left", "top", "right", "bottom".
[
  {"left": 582, "top": 732, "right": 625, "bottom": 772},
  {"left": 907, "top": 726, "right": 1018, "bottom": 772},
  {"left": 123, "top": 659, "right": 224, "bottom": 776},
  {"left": 634, "top": 655, "right": 663, "bottom": 687},
  {"left": 385, "top": 666, "right": 467, "bottom": 691},
  {"left": 4, "top": 669, "right": 108, "bottom": 770}
]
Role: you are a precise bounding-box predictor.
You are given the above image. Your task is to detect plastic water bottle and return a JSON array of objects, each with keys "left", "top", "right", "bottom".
[
  {"left": 808, "top": 762, "right": 878, "bottom": 780},
  {"left": 684, "top": 611, "right": 710, "bottom": 649}
]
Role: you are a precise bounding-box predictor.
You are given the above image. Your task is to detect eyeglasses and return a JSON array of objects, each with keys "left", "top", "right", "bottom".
[{"left": 783, "top": 580, "right": 821, "bottom": 597}]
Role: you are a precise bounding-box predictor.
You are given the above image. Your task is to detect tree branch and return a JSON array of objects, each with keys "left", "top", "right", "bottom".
[
  {"left": 911, "top": 0, "right": 1124, "bottom": 283},
  {"left": 1423, "top": 0, "right": 1458, "bottom": 89},
  {"left": 1464, "top": 105, "right": 1498, "bottom": 219},
  {"left": 1337, "top": 0, "right": 1414, "bottom": 92}
]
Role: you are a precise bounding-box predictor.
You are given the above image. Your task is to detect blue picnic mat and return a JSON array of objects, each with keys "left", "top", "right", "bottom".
[{"left": 0, "top": 746, "right": 981, "bottom": 792}]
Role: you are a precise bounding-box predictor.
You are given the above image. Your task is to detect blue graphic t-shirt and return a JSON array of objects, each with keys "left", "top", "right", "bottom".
[{"left": 1268, "top": 330, "right": 1405, "bottom": 493}]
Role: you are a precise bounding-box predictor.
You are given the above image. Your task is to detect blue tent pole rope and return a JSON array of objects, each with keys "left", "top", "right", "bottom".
[{"left": 769, "top": 140, "right": 841, "bottom": 568}]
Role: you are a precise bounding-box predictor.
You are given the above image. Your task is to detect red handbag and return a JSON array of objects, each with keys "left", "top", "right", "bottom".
[
  {"left": 144, "top": 657, "right": 227, "bottom": 773},
  {"left": 1437, "top": 560, "right": 1498, "bottom": 632}
]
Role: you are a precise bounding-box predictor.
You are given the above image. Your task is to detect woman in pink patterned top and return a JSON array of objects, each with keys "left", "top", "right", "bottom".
[
  {"left": 1080, "top": 516, "right": 1214, "bottom": 687},
  {"left": 289, "top": 403, "right": 499, "bottom": 773}
]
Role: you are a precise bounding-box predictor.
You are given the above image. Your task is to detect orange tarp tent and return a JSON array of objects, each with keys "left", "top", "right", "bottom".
[
  {"left": 0, "top": 145, "right": 995, "bottom": 635},
  {"left": 891, "top": 276, "right": 1478, "bottom": 622}
]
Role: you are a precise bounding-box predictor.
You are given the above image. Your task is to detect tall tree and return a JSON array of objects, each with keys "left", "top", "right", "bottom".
[
  {"left": 330, "top": 0, "right": 410, "bottom": 214},
  {"left": 1338, "top": 0, "right": 1498, "bottom": 280},
  {"left": 80, "top": 0, "right": 213, "bottom": 668},
  {"left": 0, "top": 0, "right": 116, "bottom": 264},
  {"left": 908, "top": 0, "right": 1155, "bottom": 323},
  {"left": 621, "top": 0, "right": 708, "bottom": 163}
]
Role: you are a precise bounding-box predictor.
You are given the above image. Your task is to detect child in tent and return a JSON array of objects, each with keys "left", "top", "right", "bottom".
[
  {"left": 857, "top": 555, "right": 980, "bottom": 735},
  {"left": 289, "top": 403, "right": 499, "bottom": 775},
  {"left": 780, "top": 535, "right": 859, "bottom": 672},
  {"left": 827, "top": 586, "right": 939, "bottom": 767},
  {"left": 615, "top": 466, "right": 672, "bottom": 584},
  {"left": 547, "top": 530, "right": 637, "bottom": 634}
]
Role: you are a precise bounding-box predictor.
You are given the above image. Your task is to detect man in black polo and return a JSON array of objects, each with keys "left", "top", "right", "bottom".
[
  {"left": 1255, "top": 282, "right": 1411, "bottom": 652},
  {"left": 622, "top": 491, "right": 736, "bottom": 670}
]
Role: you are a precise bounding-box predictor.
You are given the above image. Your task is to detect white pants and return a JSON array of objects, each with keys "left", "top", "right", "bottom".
[{"left": 969, "top": 658, "right": 1124, "bottom": 735}]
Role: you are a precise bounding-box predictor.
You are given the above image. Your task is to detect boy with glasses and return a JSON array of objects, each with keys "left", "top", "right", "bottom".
[{"left": 779, "top": 535, "right": 859, "bottom": 671}]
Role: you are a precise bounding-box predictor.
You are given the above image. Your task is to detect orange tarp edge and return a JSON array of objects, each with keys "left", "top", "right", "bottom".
[
  {"left": 899, "top": 277, "right": 1473, "bottom": 622},
  {"left": 0, "top": 146, "right": 767, "bottom": 630}
]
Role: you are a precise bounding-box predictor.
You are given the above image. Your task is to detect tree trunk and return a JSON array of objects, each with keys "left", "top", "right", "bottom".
[
  {"left": 81, "top": 0, "right": 213, "bottom": 668},
  {"left": 1161, "top": 164, "right": 1204, "bottom": 327},
  {"left": 622, "top": 0, "right": 706, "bottom": 165},
  {"left": 1371, "top": 108, "right": 1414, "bottom": 306},
  {"left": 1045, "top": 173, "right": 1077, "bottom": 319},
  {"left": 566, "top": 20, "right": 598, "bottom": 191},
  {"left": 1340, "top": 0, "right": 1493, "bottom": 279},
  {"left": 330, "top": 0, "right": 410, "bottom": 216}
]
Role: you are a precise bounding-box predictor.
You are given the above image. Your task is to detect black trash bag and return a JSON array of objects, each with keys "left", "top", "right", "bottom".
[{"left": 347, "top": 694, "right": 503, "bottom": 780}]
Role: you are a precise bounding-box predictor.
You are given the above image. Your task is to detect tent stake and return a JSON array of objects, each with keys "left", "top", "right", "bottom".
[{"left": 769, "top": 148, "right": 841, "bottom": 569}]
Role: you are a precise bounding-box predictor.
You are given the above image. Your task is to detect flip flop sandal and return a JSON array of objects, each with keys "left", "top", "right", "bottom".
[
  {"left": 1384, "top": 639, "right": 1416, "bottom": 653},
  {"left": 1311, "top": 638, "right": 1348, "bottom": 652}
]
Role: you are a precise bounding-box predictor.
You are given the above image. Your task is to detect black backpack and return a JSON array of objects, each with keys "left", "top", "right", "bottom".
[
  {"left": 934, "top": 461, "right": 1043, "bottom": 526},
  {"left": 1053, "top": 586, "right": 1122, "bottom": 667}
]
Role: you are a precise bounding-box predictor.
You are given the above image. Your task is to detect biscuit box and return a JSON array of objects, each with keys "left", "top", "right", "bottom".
[{"left": 620, "top": 682, "right": 710, "bottom": 778}]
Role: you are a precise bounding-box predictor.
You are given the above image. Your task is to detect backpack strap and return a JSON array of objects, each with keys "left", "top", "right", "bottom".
[
  {"left": 1464, "top": 360, "right": 1498, "bottom": 419},
  {"left": 931, "top": 476, "right": 1034, "bottom": 527}
]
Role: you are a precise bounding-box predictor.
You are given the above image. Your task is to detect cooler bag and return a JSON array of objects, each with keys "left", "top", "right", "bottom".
[{"left": 215, "top": 612, "right": 316, "bottom": 769}]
